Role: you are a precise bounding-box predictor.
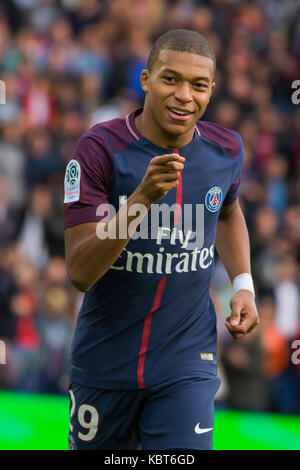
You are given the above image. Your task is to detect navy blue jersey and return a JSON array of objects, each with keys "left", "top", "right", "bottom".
[{"left": 64, "top": 108, "right": 244, "bottom": 390}]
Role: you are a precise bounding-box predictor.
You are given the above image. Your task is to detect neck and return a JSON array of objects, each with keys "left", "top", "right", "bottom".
[{"left": 135, "top": 106, "right": 195, "bottom": 149}]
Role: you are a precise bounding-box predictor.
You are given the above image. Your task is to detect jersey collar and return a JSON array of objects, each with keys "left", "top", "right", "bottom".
[{"left": 125, "top": 108, "right": 201, "bottom": 143}]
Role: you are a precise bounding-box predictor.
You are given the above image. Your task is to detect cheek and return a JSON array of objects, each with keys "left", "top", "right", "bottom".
[
  {"left": 196, "top": 92, "right": 211, "bottom": 107},
  {"left": 149, "top": 89, "right": 167, "bottom": 109},
  {"left": 151, "top": 83, "right": 171, "bottom": 99},
  {"left": 203, "top": 89, "right": 213, "bottom": 101}
]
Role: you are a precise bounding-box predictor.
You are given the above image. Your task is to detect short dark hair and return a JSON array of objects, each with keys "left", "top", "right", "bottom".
[{"left": 147, "top": 29, "right": 216, "bottom": 73}]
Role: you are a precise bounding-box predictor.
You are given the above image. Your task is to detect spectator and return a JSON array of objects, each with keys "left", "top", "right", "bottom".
[
  {"left": 0, "top": 119, "right": 25, "bottom": 208},
  {"left": 35, "top": 257, "right": 75, "bottom": 393},
  {"left": 18, "top": 184, "right": 51, "bottom": 269},
  {"left": 0, "top": 174, "right": 22, "bottom": 243},
  {"left": 220, "top": 328, "right": 268, "bottom": 411},
  {"left": 24, "top": 129, "right": 60, "bottom": 189},
  {"left": 7, "top": 254, "right": 41, "bottom": 391},
  {"left": 260, "top": 296, "right": 299, "bottom": 414}
]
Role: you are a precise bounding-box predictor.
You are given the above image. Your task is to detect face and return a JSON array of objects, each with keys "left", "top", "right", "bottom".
[{"left": 140, "top": 49, "right": 215, "bottom": 145}]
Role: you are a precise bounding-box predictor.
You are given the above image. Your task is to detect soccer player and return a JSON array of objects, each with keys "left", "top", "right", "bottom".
[{"left": 64, "top": 29, "right": 259, "bottom": 450}]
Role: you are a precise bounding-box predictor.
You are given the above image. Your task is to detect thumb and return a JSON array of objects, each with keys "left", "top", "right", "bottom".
[{"left": 229, "top": 302, "right": 241, "bottom": 326}]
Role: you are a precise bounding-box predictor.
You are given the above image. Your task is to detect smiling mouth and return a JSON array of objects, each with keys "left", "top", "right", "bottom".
[
  {"left": 167, "top": 107, "right": 193, "bottom": 116},
  {"left": 167, "top": 107, "right": 194, "bottom": 122}
]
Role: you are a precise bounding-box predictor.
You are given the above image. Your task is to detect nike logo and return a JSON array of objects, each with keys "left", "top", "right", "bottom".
[{"left": 194, "top": 423, "right": 213, "bottom": 434}]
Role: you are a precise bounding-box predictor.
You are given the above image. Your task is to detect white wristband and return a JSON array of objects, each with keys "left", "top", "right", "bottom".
[{"left": 232, "top": 273, "right": 255, "bottom": 297}]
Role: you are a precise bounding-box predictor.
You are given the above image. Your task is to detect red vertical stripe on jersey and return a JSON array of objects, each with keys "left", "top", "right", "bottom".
[
  {"left": 137, "top": 275, "right": 167, "bottom": 389},
  {"left": 173, "top": 148, "right": 182, "bottom": 224}
]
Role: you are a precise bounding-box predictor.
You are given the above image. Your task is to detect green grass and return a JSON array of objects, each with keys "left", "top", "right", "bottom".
[
  {"left": 213, "top": 409, "right": 300, "bottom": 450},
  {"left": 0, "top": 392, "right": 69, "bottom": 450},
  {"left": 0, "top": 391, "right": 299, "bottom": 450}
]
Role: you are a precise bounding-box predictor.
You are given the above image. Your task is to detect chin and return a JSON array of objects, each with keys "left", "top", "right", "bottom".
[{"left": 164, "top": 121, "right": 194, "bottom": 135}]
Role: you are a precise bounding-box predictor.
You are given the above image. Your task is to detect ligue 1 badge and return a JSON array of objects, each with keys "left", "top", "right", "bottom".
[
  {"left": 64, "top": 159, "right": 81, "bottom": 203},
  {"left": 205, "top": 186, "right": 223, "bottom": 213}
]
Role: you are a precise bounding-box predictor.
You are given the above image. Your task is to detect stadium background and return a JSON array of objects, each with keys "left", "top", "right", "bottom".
[{"left": 0, "top": 0, "right": 299, "bottom": 450}]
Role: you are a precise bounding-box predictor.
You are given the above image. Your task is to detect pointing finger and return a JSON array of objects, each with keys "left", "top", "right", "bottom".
[{"left": 152, "top": 154, "right": 185, "bottom": 165}]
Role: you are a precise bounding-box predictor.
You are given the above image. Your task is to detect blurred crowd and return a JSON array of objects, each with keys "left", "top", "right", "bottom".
[{"left": 0, "top": 0, "right": 299, "bottom": 413}]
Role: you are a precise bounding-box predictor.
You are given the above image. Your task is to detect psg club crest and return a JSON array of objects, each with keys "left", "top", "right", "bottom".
[{"left": 205, "top": 186, "right": 223, "bottom": 213}]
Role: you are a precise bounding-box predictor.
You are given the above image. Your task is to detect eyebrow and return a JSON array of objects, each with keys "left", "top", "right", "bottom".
[{"left": 161, "top": 68, "right": 211, "bottom": 82}]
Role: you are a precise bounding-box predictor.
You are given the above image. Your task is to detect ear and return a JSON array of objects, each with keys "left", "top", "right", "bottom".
[
  {"left": 140, "top": 69, "right": 150, "bottom": 93},
  {"left": 210, "top": 81, "right": 216, "bottom": 98}
]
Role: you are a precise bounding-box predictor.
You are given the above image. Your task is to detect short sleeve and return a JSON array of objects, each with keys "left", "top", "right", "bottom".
[
  {"left": 223, "top": 131, "right": 244, "bottom": 206},
  {"left": 223, "top": 174, "right": 241, "bottom": 205},
  {"left": 64, "top": 135, "right": 112, "bottom": 228}
]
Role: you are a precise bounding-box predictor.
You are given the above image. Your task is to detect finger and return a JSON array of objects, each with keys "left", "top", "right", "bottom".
[
  {"left": 225, "top": 316, "right": 258, "bottom": 335},
  {"left": 225, "top": 323, "right": 248, "bottom": 339},
  {"left": 163, "top": 179, "right": 180, "bottom": 189},
  {"left": 225, "top": 317, "right": 259, "bottom": 338},
  {"left": 150, "top": 163, "right": 184, "bottom": 178},
  {"left": 238, "top": 315, "right": 259, "bottom": 333},
  {"left": 247, "top": 323, "right": 257, "bottom": 333},
  {"left": 228, "top": 302, "right": 241, "bottom": 327},
  {"left": 165, "top": 161, "right": 185, "bottom": 171},
  {"left": 154, "top": 172, "right": 180, "bottom": 182},
  {"left": 152, "top": 154, "right": 185, "bottom": 165},
  {"left": 225, "top": 314, "right": 246, "bottom": 333},
  {"left": 230, "top": 312, "right": 259, "bottom": 333},
  {"left": 225, "top": 320, "right": 244, "bottom": 335},
  {"left": 224, "top": 322, "right": 242, "bottom": 339}
]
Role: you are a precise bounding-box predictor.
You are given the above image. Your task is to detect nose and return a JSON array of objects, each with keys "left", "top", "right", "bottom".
[{"left": 174, "top": 82, "right": 193, "bottom": 103}]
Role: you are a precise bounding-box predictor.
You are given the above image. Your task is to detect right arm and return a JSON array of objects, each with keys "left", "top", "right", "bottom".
[{"left": 65, "top": 153, "right": 185, "bottom": 292}]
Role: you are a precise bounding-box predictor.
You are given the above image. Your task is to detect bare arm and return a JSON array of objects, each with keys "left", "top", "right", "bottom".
[
  {"left": 215, "top": 199, "right": 259, "bottom": 339},
  {"left": 65, "top": 153, "right": 185, "bottom": 292},
  {"left": 65, "top": 192, "right": 148, "bottom": 292},
  {"left": 215, "top": 199, "right": 251, "bottom": 281}
]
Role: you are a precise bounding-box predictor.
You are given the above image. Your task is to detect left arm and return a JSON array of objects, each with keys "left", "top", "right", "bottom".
[{"left": 215, "top": 198, "right": 259, "bottom": 339}]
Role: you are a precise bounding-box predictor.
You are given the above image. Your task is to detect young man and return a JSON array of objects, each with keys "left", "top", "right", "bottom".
[{"left": 64, "top": 29, "right": 259, "bottom": 450}]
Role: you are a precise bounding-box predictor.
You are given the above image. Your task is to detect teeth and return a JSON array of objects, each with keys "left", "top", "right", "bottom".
[{"left": 170, "top": 108, "right": 190, "bottom": 115}]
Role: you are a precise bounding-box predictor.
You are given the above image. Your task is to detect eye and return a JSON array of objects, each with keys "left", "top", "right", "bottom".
[
  {"left": 163, "top": 76, "right": 176, "bottom": 83},
  {"left": 194, "top": 82, "right": 208, "bottom": 90}
]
